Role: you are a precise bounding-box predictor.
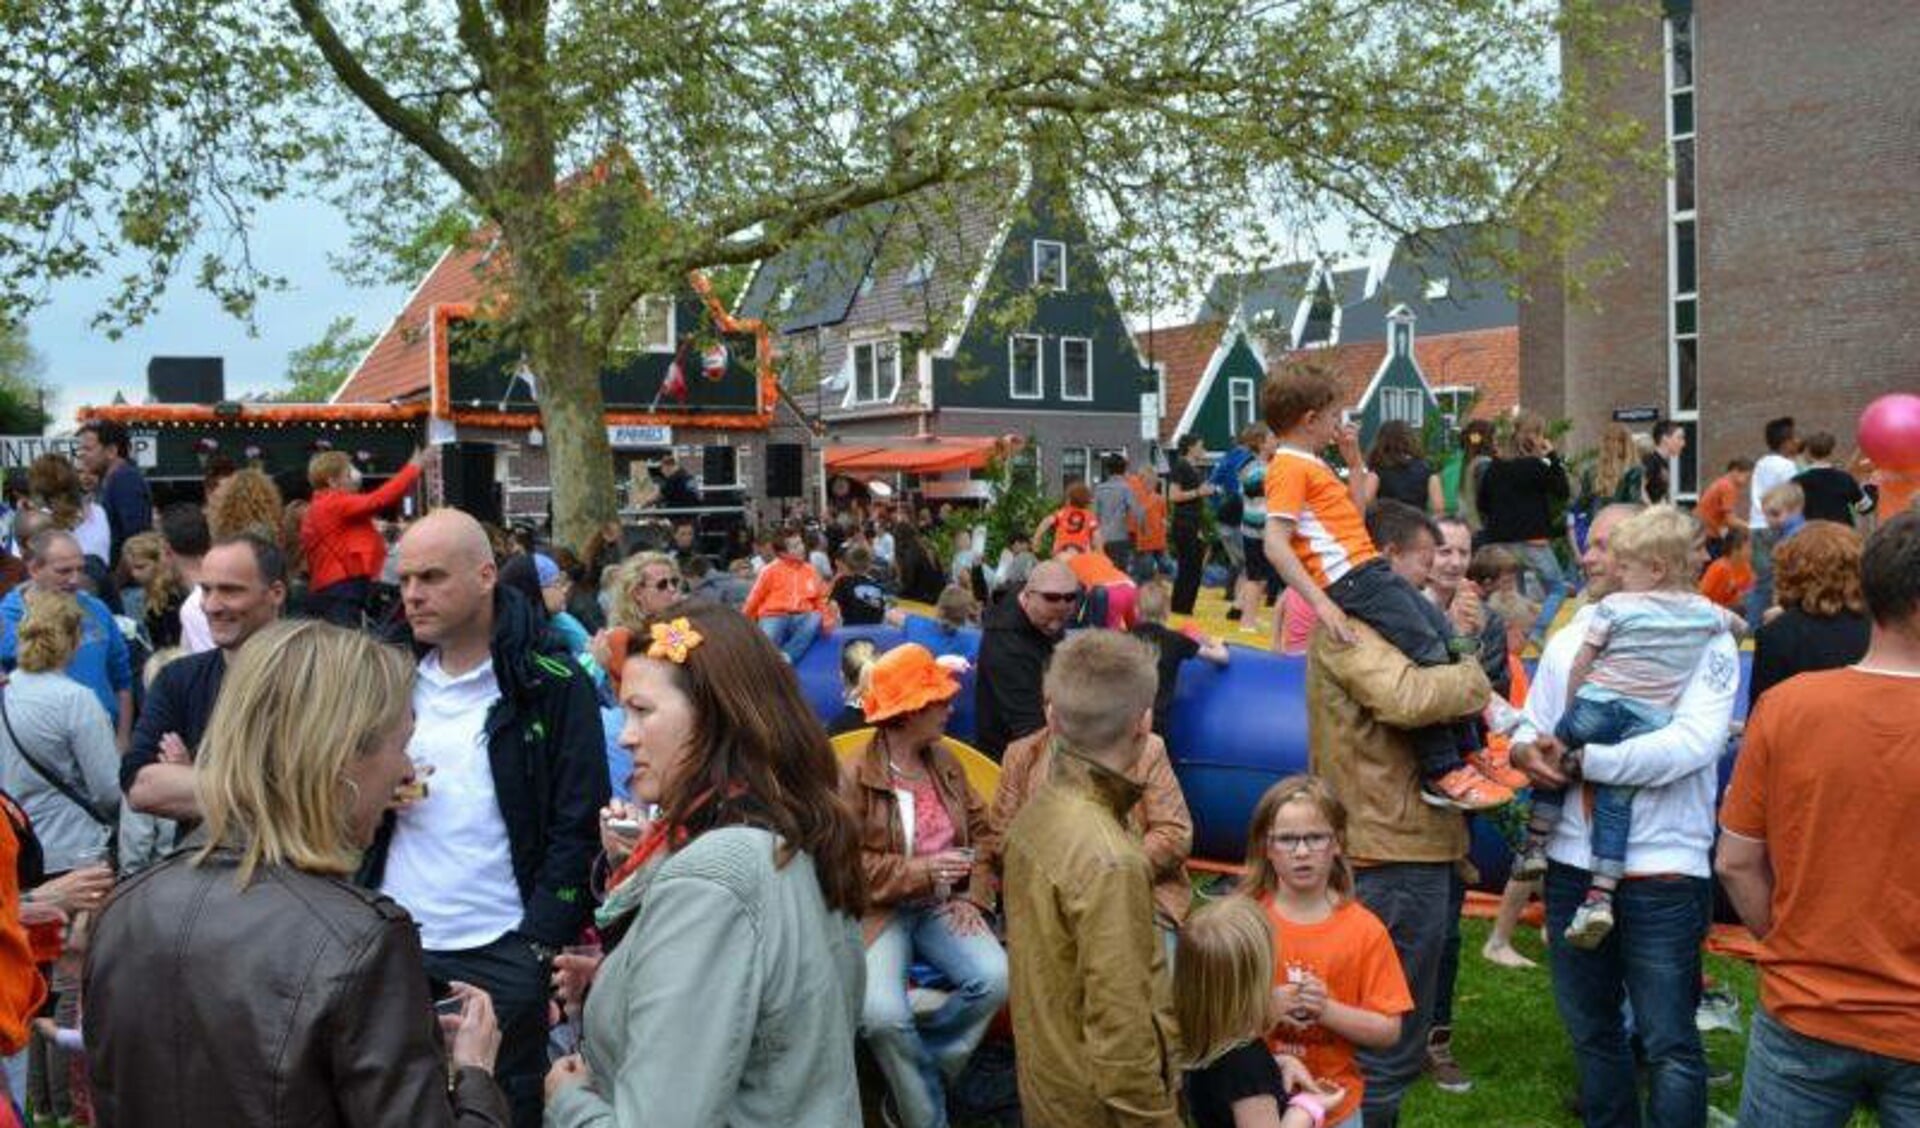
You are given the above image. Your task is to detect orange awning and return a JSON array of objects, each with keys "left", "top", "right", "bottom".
[{"left": 825, "top": 437, "right": 1013, "bottom": 474}]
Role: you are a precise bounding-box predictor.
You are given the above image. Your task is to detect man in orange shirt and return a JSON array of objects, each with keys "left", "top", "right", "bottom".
[
  {"left": 1126, "top": 466, "right": 1173, "bottom": 583},
  {"left": 1695, "top": 458, "right": 1752, "bottom": 554},
  {"left": 1718, "top": 511, "right": 1920, "bottom": 1122}
]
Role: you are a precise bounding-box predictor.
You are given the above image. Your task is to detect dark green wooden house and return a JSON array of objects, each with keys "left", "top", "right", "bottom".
[{"left": 1348, "top": 306, "right": 1442, "bottom": 448}]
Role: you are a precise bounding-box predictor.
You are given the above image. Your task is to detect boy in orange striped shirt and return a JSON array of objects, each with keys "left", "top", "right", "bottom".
[{"left": 1260, "top": 370, "right": 1514, "bottom": 810}]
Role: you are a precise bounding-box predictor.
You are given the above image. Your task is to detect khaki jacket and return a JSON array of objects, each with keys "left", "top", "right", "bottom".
[
  {"left": 990, "top": 728, "right": 1193, "bottom": 926},
  {"left": 839, "top": 731, "right": 998, "bottom": 943},
  {"left": 1306, "top": 621, "right": 1488, "bottom": 865},
  {"left": 1003, "top": 753, "right": 1181, "bottom": 1128}
]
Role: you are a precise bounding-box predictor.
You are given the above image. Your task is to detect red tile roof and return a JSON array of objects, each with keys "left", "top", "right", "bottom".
[
  {"left": 1276, "top": 325, "right": 1519, "bottom": 420},
  {"left": 334, "top": 239, "right": 498, "bottom": 405},
  {"left": 1137, "top": 320, "right": 1227, "bottom": 442}
]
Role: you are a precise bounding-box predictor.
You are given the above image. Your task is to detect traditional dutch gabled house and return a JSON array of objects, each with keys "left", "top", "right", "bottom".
[{"left": 737, "top": 169, "right": 1155, "bottom": 499}]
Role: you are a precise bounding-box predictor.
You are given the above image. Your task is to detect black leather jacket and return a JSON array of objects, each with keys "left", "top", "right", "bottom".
[{"left": 84, "top": 848, "right": 509, "bottom": 1127}]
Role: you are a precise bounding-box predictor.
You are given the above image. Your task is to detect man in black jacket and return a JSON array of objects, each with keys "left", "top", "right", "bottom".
[
  {"left": 974, "top": 559, "right": 1077, "bottom": 760},
  {"left": 362, "top": 508, "right": 607, "bottom": 1128}
]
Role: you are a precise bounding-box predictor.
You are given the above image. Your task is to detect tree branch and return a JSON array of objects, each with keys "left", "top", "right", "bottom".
[{"left": 285, "top": 0, "right": 493, "bottom": 204}]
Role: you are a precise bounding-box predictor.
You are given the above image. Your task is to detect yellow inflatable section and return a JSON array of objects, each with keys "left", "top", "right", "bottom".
[{"left": 830, "top": 727, "right": 1003, "bottom": 799}]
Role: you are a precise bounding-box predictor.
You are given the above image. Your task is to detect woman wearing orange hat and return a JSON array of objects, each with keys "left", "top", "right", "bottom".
[{"left": 839, "top": 644, "right": 1008, "bottom": 1128}]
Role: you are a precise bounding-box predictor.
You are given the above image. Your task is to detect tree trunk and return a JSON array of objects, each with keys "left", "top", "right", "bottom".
[{"left": 526, "top": 327, "right": 618, "bottom": 555}]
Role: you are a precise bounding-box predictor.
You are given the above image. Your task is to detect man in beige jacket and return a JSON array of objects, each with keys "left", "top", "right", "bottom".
[{"left": 1002, "top": 631, "right": 1180, "bottom": 1128}]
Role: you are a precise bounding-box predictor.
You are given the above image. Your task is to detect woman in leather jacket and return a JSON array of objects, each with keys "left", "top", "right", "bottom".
[{"left": 82, "top": 619, "right": 511, "bottom": 1126}]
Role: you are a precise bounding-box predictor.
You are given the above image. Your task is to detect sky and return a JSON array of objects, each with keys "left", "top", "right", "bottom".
[{"left": 22, "top": 195, "right": 408, "bottom": 428}]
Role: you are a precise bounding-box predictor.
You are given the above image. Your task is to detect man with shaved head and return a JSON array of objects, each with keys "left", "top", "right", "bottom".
[
  {"left": 362, "top": 509, "right": 607, "bottom": 1128},
  {"left": 975, "top": 559, "right": 1080, "bottom": 760}
]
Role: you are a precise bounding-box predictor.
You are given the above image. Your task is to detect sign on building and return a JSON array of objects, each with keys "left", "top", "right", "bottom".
[
  {"left": 0, "top": 433, "right": 158, "bottom": 471},
  {"left": 607, "top": 424, "right": 673, "bottom": 449}
]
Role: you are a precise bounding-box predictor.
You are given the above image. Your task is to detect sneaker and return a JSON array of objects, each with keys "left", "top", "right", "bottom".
[
  {"left": 1564, "top": 891, "right": 1616, "bottom": 949},
  {"left": 907, "top": 986, "right": 951, "bottom": 1020},
  {"left": 1424, "top": 1026, "right": 1474, "bottom": 1094},
  {"left": 1511, "top": 841, "right": 1550, "bottom": 881},
  {"left": 1468, "top": 747, "right": 1530, "bottom": 791},
  {"left": 1421, "top": 765, "right": 1515, "bottom": 811},
  {"left": 1697, "top": 989, "right": 1743, "bottom": 1034}
]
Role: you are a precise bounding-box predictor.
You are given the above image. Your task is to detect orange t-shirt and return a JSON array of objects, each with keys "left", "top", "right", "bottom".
[
  {"left": 1065, "top": 549, "right": 1130, "bottom": 590},
  {"left": 1720, "top": 667, "right": 1920, "bottom": 1062},
  {"left": 1260, "top": 895, "right": 1412, "bottom": 1124},
  {"left": 1129, "top": 477, "right": 1169, "bottom": 552},
  {"left": 1699, "top": 557, "right": 1754, "bottom": 611},
  {"left": 1049, "top": 504, "right": 1097, "bottom": 552},
  {"left": 1875, "top": 470, "right": 1919, "bottom": 520},
  {"left": 1696, "top": 474, "right": 1742, "bottom": 538},
  {"left": 1264, "top": 447, "right": 1378, "bottom": 588}
]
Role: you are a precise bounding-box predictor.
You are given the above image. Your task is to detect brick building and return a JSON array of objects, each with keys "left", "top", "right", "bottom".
[{"left": 1522, "top": 0, "right": 1920, "bottom": 496}]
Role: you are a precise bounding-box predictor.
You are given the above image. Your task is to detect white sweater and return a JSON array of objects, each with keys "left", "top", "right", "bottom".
[{"left": 1516, "top": 605, "right": 1739, "bottom": 879}]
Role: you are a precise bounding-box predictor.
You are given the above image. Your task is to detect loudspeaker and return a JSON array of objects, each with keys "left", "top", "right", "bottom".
[
  {"left": 147, "top": 357, "right": 226, "bottom": 405},
  {"left": 443, "top": 442, "right": 502, "bottom": 527},
  {"left": 703, "top": 444, "right": 739, "bottom": 491},
  {"left": 766, "top": 443, "right": 805, "bottom": 498}
]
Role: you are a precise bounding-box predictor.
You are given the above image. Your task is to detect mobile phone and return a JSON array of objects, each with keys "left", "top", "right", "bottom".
[
  {"left": 606, "top": 818, "right": 644, "bottom": 835},
  {"left": 434, "top": 995, "right": 464, "bottom": 1018}
]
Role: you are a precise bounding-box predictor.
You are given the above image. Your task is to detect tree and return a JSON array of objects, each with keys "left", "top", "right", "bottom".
[
  {"left": 0, "top": 0, "right": 1654, "bottom": 550},
  {"left": 0, "top": 320, "right": 49, "bottom": 434},
  {"left": 277, "top": 315, "right": 376, "bottom": 403}
]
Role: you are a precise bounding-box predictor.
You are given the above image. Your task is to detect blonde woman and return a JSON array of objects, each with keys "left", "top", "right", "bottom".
[
  {"left": 117, "top": 531, "right": 183, "bottom": 649},
  {"left": 1175, "top": 896, "right": 1341, "bottom": 1128},
  {"left": 83, "top": 620, "right": 509, "bottom": 1125},
  {"left": 0, "top": 592, "right": 120, "bottom": 875}
]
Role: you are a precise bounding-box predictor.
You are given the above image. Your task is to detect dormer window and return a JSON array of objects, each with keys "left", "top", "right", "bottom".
[
  {"left": 1424, "top": 277, "right": 1451, "bottom": 300},
  {"left": 614, "top": 296, "right": 676, "bottom": 354},
  {"left": 1032, "top": 240, "right": 1067, "bottom": 290},
  {"left": 850, "top": 337, "right": 901, "bottom": 405}
]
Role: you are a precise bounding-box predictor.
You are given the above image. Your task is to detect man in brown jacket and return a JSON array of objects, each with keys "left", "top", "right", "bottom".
[
  {"left": 1307, "top": 616, "right": 1489, "bottom": 1126},
  {"left": 1002, "top": 631, "right": 1180, "bottom": 1128},
  {"left": 990, "top": 728, "right": 1193, "bottom": 944}
]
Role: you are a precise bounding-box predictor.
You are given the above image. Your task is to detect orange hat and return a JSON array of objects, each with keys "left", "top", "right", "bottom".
[{"left": 862, "top": 643, "right": 960, "bottom": 724}]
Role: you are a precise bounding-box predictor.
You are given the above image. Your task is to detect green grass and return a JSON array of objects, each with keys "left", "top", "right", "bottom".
[{"left": 1398, "top": 917, "right": 1757, "bottom": 1127}]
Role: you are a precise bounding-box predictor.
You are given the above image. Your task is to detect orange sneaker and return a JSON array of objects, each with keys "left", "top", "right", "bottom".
[
  {"left": 1421, "top": 766, "right": 1516, "bottom": 811},
  {"left": 1469, "top": 748, "right": 1530, "bottom": 791}
]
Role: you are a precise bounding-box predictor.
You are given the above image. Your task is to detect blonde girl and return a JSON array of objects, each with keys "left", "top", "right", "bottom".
[
  {"left": 1176, "top": 896, "right": 1343, "bottom": 1128},
  {"left": 1239, "top": 776, "right": 1412, "bottom": 1128}
]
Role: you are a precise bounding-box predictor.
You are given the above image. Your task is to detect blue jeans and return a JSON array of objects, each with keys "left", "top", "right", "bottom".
[
  {"left": 862, "top": 905, "right": 1009, "bottom": 1128},
  {"left": 1741, "top": 1007, "right": 1920, "bottom": 1127},
  {"left": 1353, "top": 862, "right": 1453, "bottom": 1123},
  {"left": 758, "top": 611, "right": 821, "bottom": 663},
  {"left": 1496, "top": 540, "right": 1569, "bottom": 639},
  {"left": 1326, "top": 558, "right": 1479, "bottom": 776},
  {"left": 1537, "top": 695, "right": 1666, "bottom": 880},
  {"left": 1128, "top": 550, "right": 1173, "bottom": 584},
  {"left": 1545, "top": 863, "right": 1710, "bottom": 1128}
]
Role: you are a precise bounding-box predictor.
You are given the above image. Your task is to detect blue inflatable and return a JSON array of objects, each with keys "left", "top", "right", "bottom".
[{"left": 793, "top": 629, "right": 1752, "bottom": 892}]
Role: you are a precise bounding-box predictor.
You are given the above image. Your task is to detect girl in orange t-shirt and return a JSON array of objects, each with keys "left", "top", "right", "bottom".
[
  {"left": 1035, "top": 481, "right": 1099, "bottom": 555},
  {"left": 1242, "top": 776, "right": 1412, "bottom": 1128}
]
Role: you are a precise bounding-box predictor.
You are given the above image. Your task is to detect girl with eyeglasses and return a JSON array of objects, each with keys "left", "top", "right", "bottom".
[{"left": 1238, "top": 776, "right": 1411, "bottom": 1128}]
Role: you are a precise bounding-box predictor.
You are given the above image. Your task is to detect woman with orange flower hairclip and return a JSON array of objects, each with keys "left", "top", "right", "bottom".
[
  {"left": 543, "top": 603, "right": 867, "bottom": 1127},
  {"left": 837, "top": 644, "right": 1007, "bottom": 1128}
]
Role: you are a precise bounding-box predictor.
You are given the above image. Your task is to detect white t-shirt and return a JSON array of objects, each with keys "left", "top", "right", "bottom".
[
  {"left": 73, "top": 503, "right": 111, "bottom": 562},
  {"left": 379, "top": 653, "right": 523, "bottom": 952},
  {"left": 179, "top": 586, "right": 214, "bottom": 654},
  {"left": 1749, "top": 453, "right": 1799, "bottom": 526}
]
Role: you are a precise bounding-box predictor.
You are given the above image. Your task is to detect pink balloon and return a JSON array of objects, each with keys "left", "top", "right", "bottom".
[{"left": 1859, "top": 394, "right": 1920, "bottom": 473}]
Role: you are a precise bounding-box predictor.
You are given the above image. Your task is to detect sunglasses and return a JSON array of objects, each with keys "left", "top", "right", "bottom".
[
  {"left": 648, "top": 578, "right": 683, "bottom": 592},
  {"left": 1029, "top": 588, "right": 1082, "bottom": 605}
]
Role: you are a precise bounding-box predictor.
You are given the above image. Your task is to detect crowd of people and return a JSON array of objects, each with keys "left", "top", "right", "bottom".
[{"left": 0, "top": 396, "right": 1908, "bottom": 1128}]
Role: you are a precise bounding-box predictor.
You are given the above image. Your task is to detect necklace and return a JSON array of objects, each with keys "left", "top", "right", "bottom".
[{"left": 880, "top": 733, "right": 928, "bottom": 780}]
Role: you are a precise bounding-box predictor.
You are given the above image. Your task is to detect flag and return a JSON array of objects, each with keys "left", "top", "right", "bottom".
[
  {"left": 661, "top": 357, "right": 688, "bottom": 403},
  {"left": 700, "top": 344, "right": 729, "bottom": 381}
]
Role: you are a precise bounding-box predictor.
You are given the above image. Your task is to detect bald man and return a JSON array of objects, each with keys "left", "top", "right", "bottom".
[
  {"left": 975, "top": 560, "right": 1080, "bottom": 760},
  {"left": 362, "top": 509, "right": 608, "bottom": 1128}
]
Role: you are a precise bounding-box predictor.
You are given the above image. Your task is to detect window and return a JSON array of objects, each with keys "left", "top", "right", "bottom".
[
  {"left": 1667, "top": 9, "right": 1701, "bottom": 498},
  {"left": 1228, "top": 378, "right": 1257, "bottom": 436},
  {"left": 1009, "top": 443, "right": 1041, "bottom": 492},
  {"left": 1379, "top": 387, "right": 1425, "bottom": 427},
  {"left": 702, "top": 445, "right": 741, "bottom": 490},
  {"left": 850, "top": 338, "right": 901, "bottom": 405},
  {"left": 1675, "top": 220, "right": 1697, "bottom": 296},
  {"left": 1060, "top": 446, "right": 1090, "bottom": 491},
  {"left": 614, "top": 295, "right": 675, "bottom": 353},
  {"left": 1032, "top": 240, "right": 1066, "bottom": 290},
  {"left": 1009, "top": 334, "right": 1044, "bottom": 399},
  {"left": 1424, "top": 277, "right": 1451, "bottom": 301},
  {"left": 904, "top": 252, "right": 934, "bottom": 288},
  {"left": 1095, "top": 449, "right": 1127, "bottom": 482},
  {"left": 1673, "top": 137, "right": 1695, "bottom": 213},
  {"left": 1060, "top": 337, "right": 1093, "bottom": 401},
  {"left": 1432, "top": 385, "right": 1477, "bottom": 427}
]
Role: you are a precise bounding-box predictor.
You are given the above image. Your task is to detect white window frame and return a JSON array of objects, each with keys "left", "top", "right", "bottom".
[
  {"left": 1380, "top": 387, "right": 1425, "bottom": 427},
  {"left": 1424, "top": 277, "right": 1451, "bottom": 301},
  {"left": 848, "top": 336, "right": 902, "bottom": 406},
  {"left": 1032, "top": 240, "right": 1067, "bottom": 290},
  {"left": 701, "top": 444, "right": 741, "bottom": 490},
  {"left": 1060, "top": 446, "right": 1091, "bottom": 491},
  {"left": 1665, "top": 10, "right": 1701, "bottom": 499},
  {"left": 1009, "top": 334, "right": 1044, "bottom": 400},
  {"left": 1227, "top": 377, "right": 1257, "bottom": 437},
  {"left": 1059, "top": 337, "right": 1093, "bottom": 402},
  {"left": 1094, "top": 448, "right": 1127, "bottom": 482},
  {"left": 614, "top": 295, "right": 676, "bottom": 354},
  {"left": 1009, "top": 442, "right": 1042, "bottom": 492},
  {"left": 1432, "top": 384, "right": 1475, "bottom": 426}
]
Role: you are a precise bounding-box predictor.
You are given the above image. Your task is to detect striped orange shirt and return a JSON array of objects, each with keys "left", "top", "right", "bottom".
[{"left": 1264, "top": 446, "right": 1378, "bottom": 588}]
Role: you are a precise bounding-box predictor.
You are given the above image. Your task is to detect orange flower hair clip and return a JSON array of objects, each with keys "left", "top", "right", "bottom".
[{"left": 646, "top": 617, "right": 704, "bottom": 664}]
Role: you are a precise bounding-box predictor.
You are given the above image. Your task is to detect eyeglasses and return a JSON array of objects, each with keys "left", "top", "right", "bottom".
[
  {"left": 1267, "top": 832, "right": 1335, "bottom": 854},
  {"left": 648, "top": 578, "right": 682, "bottom": 592},
  {"left": 1029, "top": 588, "right": 1082, "bottom": 605}
]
